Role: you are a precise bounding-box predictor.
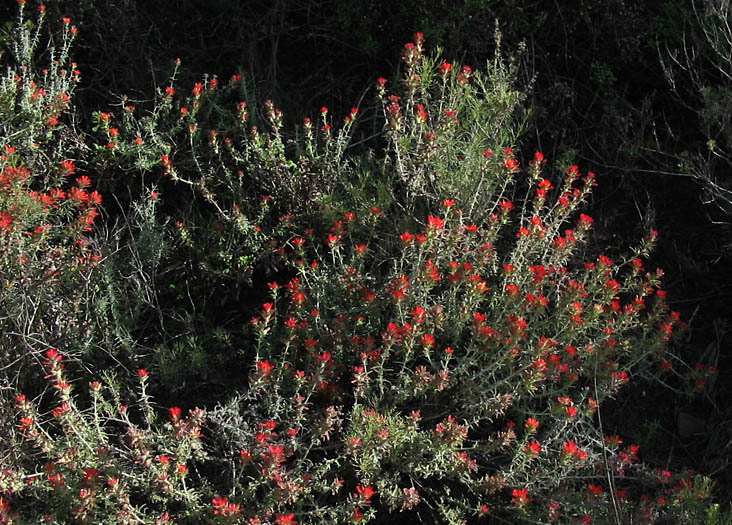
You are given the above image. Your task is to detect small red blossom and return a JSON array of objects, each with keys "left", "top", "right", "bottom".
[
  {"left": 499, "top": 200, "right": 514, "bottom": 213},
  {"left": 60, "top": 159, "right": 76, "bottom": 175},
  {"left": 512, "top": 488, "right": 532, "bottom": 507},
  {"left": 45, "top": 348, "right": 62, "bottom": 364},
  {"left": 276, "top": 514, "right": 297, "bottom": 525},
  {"left": 524, "top": 417, "right": 540, "bottom": 432},
  {"left": 356, "top": 485, "right": 377, "bottom": 503},
  {"left": 52, "top": 402, "right": 70, "bottom": 418},
  {"left": 426, "top": 215, "right": 445, "bottom": 230},
  {"left": 256, "top": 360, "right": 275, "bottom": 378},
  {"left": 212, "top": 497, "right": 242, "bottom": 517},
  {"left": 525, "top": 440, "right": 541, "bottom": 456},
  {"left": 168, "top": 406, "right": 183, "bottom": 422},
  {"left": 579, "top": 213, "right": 594, "bottom": 226}
]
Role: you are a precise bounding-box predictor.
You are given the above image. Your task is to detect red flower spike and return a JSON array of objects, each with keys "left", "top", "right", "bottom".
[
  {"left": 45, "top": 348, "right": 62, "bottom": 363},
  {"left": 168, "top": 406, "right": 183, "bottom": 422},
  {"left": 426, "top": 215, "right": 445, "bottom": 230},
  {"left": 256, "top": 360, "right": 275, "bottom": 378},
  {"left": 356, "top": 485, "right": 377, "bottom": 503},
  {"left": 524, "top": 441, "right": 541, "bottom": 456},
  {"left": 511, "top": 488, "right": 532, "bottom": 506}
]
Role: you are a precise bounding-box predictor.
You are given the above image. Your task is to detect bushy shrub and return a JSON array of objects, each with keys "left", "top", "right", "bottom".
[
  {"left": 0, "top": 5, "right": 729, "bottom": 524},
  {"left": 0, "top": 4, "right": 100, "bottom": 384}
]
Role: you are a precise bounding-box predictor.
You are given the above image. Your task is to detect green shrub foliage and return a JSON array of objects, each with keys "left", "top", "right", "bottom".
[{"left": 0, "top": 7, "right": 727, "bottom": 525}]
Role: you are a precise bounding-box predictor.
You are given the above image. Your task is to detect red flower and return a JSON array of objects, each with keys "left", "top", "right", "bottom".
[
  {"left": 588, "top": 484, "right": 604, "bottom": 496},
  {"left": 211, "top": 497, "right": 242, "bottom": 516},
  {"left": 256, "top": 360, "right": 275, "bottom": 377},
  {"left": 426, "top": 215, "right": 445, "bottom": 230},
  {"left": 388, "top": 275, "right": 410, "bottom": 301},
  {"left": 168, "top": 406, "right": 183, "bottom": 422},
  {"left": 562, "top": 440, "right": 578, "bottom": 456},
  {"left": 524, "top": 440, "right": 541, "bottom": 456},
  {"left": 356, "top": 485, "right": 377, "bottom": 503},
  {"left": 276, "top": 514, "right": 297, "bottom": 525},
  {"left": 45, "top": 348, "right": 62, "bottom": 364},
  {"left": 598, "top": 255, "right": 613, "bottom": 267},
  {"left": 499, "top": 200, "right": 514, "bottom": 213},
  {"left": 511, "top": 488, "right": 532, "bottom": 506},
  {"left": 579, "top": 213, "right": 594, "bottom": 227},
  {"left": 52, "top": 402, "right": 70, "bottom": 418},
  {"left": 60, "top": 159, "right": 76, "bottom": 175},
  {"left": 524, "top": 417, "right": 540, "bottom": 432},
  {"left": 411, "top": 305, "right": 427, "bottom": 322}
]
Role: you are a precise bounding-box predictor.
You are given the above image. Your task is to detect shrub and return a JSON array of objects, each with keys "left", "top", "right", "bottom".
[
  {"left": 1, "top": 6, "right": 728, "bottom": 524},
  {"left": 0, "top": 4, "right": 100, "bottom": 387}
]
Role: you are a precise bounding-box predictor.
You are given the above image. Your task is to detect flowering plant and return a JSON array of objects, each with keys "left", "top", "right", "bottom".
[{"left": 0, "top": 9, "right": 726, "bottom": 524}]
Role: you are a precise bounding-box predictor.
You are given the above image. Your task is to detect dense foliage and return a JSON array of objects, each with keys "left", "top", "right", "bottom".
[{"left": 1, "top": 1, "right": 731, "bottom": 523}]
